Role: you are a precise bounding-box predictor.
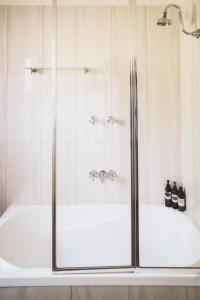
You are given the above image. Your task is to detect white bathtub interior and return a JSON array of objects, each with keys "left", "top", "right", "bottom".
[
  {"left": 56, "top": 205, "right": 132, "bottom": 268},
  {"left": 139, "top": 205, "right": 200, "bottom": 268},
  {"left": 0, "top": 205, "right": 132, "bottom": 269},
  {"left": 1, "top": 204, "right": 200, "bottom": 273}
]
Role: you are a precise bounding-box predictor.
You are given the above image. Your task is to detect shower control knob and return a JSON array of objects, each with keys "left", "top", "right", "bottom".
[
  {"left": 98, "top": 170, "right": 108, "bottom": 183},
  {"left": 107, "top": 116, "right": 115, "bottom": 125},
  {"left": 108, "top": 170, "right": 117, "bottom": 180},
  {"left": 89, "top": 116, "right": 98, "bottom": 125},
  {"left": 89, "top": 170, "right": 98, "bottom": 181}
]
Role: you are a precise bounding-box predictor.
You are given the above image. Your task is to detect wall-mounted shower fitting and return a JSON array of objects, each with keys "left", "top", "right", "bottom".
[
  {"left": 89, "top": 115, "right": 117, "bottom": 125},
  {"left": 157, "top": 4, "right": 200, "bottom": 39},
  {"left": 107, "top": 116, "right": 116, "bottom": 125},
  {"left": 107, "top": 170, "right": 117, "bottom": 181},
  {"left": 89, "top": 170, "right": 117, "bottom": 183},
  {"left": 89, "top": 116, "right": 98, "bottom": 125}
]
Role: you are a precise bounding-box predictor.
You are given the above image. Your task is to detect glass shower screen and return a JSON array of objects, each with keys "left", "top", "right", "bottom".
[
  {"left": 137, "top": 0, "right": 200, "bottom": 268},
  {"left": 53, "top": 0, "right": 133, "bottom": 271}
]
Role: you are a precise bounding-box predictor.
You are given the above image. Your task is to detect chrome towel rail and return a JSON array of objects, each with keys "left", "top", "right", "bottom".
[{"left": 25, "top": 67, "right": 89, "bottom": 74}]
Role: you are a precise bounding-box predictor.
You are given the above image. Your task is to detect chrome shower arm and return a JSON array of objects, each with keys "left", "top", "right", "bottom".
[{"left": 163, "top": 4, "right": 200, "bottom": 38}]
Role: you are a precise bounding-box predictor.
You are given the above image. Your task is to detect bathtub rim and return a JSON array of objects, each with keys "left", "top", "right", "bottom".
[
  {"left": 1, "top": 205, "right": 200, "bottom": 287},
  {"left": 2, "top": 268, "right": 200, "bottom": 287}
]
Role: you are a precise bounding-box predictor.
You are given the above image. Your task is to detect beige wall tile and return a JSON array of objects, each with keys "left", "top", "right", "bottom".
[
  {"left": 40, "top": 74, "right": 53, "bottom": 144},
  {"left": 56, "top": 143, "right": 77, "bottom": 205},
  {"left": 7, "top": 75, "right": 42, "bottom": 143},
  {"left": 191, "top": 73, "right": 200, "bottom": 214},
  {"left": 146, "top": 6, "right": 180, "bottom": 74},
  {"left": 129, "top": 286, "right": 187, "bottom": 300},
  {"left": 42, "top": 6, "right": 53, "bottom": 67},
  {"left": 0, "top": 76, "right": 6, "bottom": 144},
  {"left": 180, "top": 35, "right": 193, "bottom": 74},
  {"left": 146, "top": 74, "right": 180, "bottom": 144},
  {"left": 57, "top": 6, "right": 79, "bottom": 68},
  {"left": 0, "top": 7, "right": 7, "bottom": 74},
  {"left": 13, "top": 287, "right": 71, "bottom": 300},
  {"left": 147, "top": 143, "right": 181, "bottom": 204},
  {"left": 0, "top": 145, "right": 6, "bottom": 216},
  {"left": 111, "top": 6, "right": 129, "bottom": 74},
  {"left": 136, "top": 6, "right": 147, "bottom": 74},
  {"left": 192, "top": 0, "right": 200, "bottom": 70},
  {"left": 56, "top": 73, "right": 79, "bottom": 143},
  {"left": 138, "top": 73, "right": 148, "bottom": 144},
  {"left": 109, "top": 74, "right": 130, "bottom": 144},
  {"left": 6, "top": 144, "right": 41, "bottom": 206},
  {"left": 180, "top": 73, "right": 194, "bottom": 213},
  {"left": 72, "top": 286, "right": 128, "bottom": 300},
  {"left": 138, "top": 143, "right": 148, "bottom": 204},
  {"left": 41, "top": 143, "right": 52, "bottom": 204},
  {"left": 7, "top": 6, "right": 42, "bottom": 74},
  {"left": 79, "top": 6, "right": 111, "bottom": 74}
]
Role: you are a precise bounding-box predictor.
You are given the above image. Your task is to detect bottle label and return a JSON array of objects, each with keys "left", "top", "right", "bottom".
[
  {"left": 165, "top": 192, "right": 171, "bottom": 200},
  {"left": 178, "top": 198, "right": 185, "bottom": 207},
  {"left": 172, "top": 194, "right": 178, "bottom": 203}
]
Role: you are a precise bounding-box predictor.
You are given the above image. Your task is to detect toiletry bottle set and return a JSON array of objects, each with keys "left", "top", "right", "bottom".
[{"left": 165, "top": 180, "right": 186, "bottom": 212}]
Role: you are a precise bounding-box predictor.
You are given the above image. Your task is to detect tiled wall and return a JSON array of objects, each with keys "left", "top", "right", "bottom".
[
  {"left": 0, "top": 5, "right": 131, "bottom": 213},
  {"left": 1, "top": 286, "right": 200, "bottom": 300},
  {"left": 1, "top": 2, "right": 199, "bottom": 213},
  {"left": 137, "top": 5, "right": 181, "bottom": 204},
  {"left": 56, "top": 5, "right": 131, "bottom": 205},
  {"left": 180, "top": 0, "right": 200, "bottom": 226},
  {"left": 137, "top": 0, "right": 200, "bottom": 221},
  {"left": 0, "top": 6, "right": 54, "bottom": 214}
]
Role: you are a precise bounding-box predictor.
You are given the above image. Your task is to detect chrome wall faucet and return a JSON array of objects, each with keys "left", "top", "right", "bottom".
[{"left": 89, "top": 170, "right": 118, "bottom": 183}]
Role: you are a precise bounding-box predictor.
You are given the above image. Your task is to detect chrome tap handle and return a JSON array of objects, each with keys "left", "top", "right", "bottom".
[
  {"left": 89, "top": 116, "right": 98, "bottom": 125},
  {"left": 107, "top": 170, "right": 117, "bottom": 181},
  {"left": 89, "top": 170, "right": 98, "bottom": 181},
  {"left": 107, "top": 116, "right": 115, "bottom": 125},
  {"left": 98, "top": 170, "right": 108, "bottom": 183}
]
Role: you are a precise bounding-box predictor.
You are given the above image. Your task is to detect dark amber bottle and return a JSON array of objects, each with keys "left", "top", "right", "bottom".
[
  {"left": 165, "top": 180, "right": 172, "bottom": 207},
  {"left": 172, "top": 182, "right": 178, "bottom": 209}
]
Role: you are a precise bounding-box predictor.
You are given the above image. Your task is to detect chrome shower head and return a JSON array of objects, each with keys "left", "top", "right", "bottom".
[
  {"left": 157, "top": 4, "right": 200, "bottom": 39},
  {"left": 157, "top": 12, "right": 172, "bottom": 26}
]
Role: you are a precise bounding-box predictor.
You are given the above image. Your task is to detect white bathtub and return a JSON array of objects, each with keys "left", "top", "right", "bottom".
[
  {"left": 139, "top": 205, "right": 200, "bottom": 267},
  {"left": 1, "top": 204, "right": 200, "bottom": 287}
]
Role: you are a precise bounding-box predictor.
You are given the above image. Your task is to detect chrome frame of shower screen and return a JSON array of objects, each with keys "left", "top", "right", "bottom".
[{"left": 52, "top": 0, "right": 138, "bottom": 273}]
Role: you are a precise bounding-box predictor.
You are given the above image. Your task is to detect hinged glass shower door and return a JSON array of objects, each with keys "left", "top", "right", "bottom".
[{"left": 52, "top": 0, "right": 136, "bottom": 271}]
